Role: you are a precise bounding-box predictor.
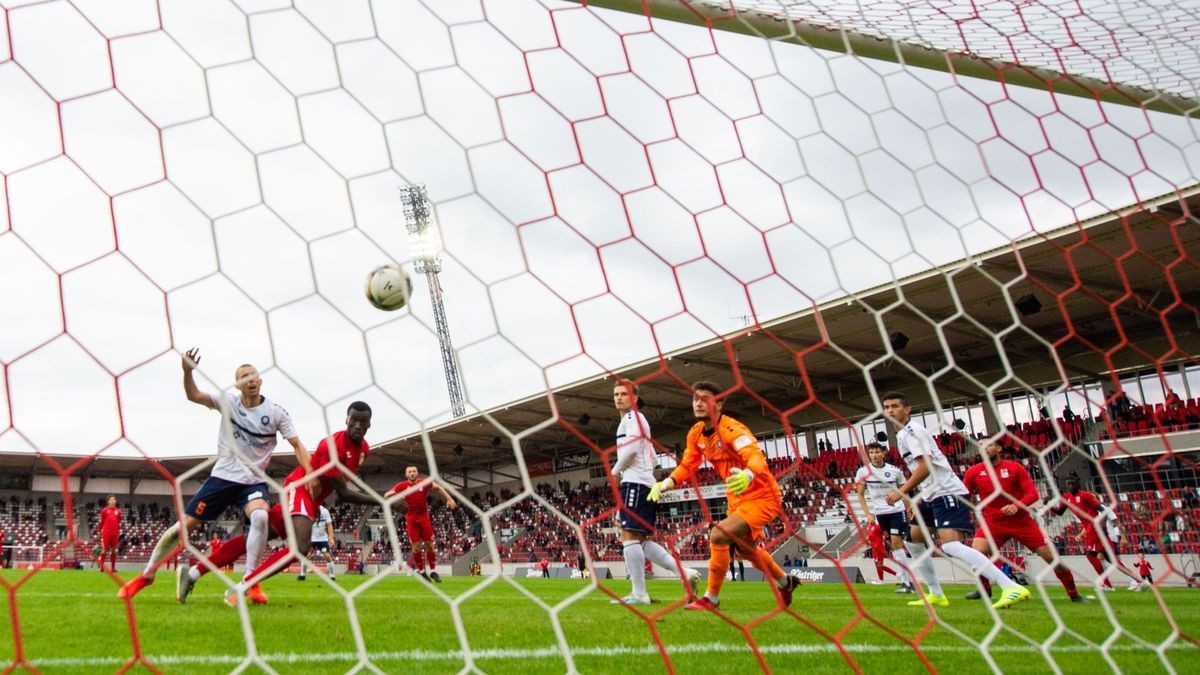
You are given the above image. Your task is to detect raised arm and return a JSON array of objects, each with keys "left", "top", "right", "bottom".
[
  {"left": 432, "top": 483, "right": 457, "bottom": 510},
  {"left": 181, "top": 348, "right": 216, "bottom": 409}
]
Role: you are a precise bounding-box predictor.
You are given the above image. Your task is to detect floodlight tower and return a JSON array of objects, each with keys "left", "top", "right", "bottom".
[{"left": 400, "top": 184, "right": 466, "bottom": 418}]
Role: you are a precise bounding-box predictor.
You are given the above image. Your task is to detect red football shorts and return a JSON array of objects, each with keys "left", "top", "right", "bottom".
[
  {"left": 267, "top": 504, "right": 286, "bottom": 538},
  {"left": 975, "top": 513, "right": 1047, "bottom": 551},
  {"left": 101, "top": 532, "right": 119, "bottom": 549},
  {"left": 286, "top": 482, "right": 316, "bottom": 520},
  {"left": 406, "top": 514, "right": 434, "bottom": 544}
]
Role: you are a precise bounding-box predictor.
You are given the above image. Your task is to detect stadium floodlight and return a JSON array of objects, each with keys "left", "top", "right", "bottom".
[
  {"left": 400, "top": 185, "right": 444, "bottom": 272},
  {"left": 400, "top": 184, "right": 466, "bottom": 418}
]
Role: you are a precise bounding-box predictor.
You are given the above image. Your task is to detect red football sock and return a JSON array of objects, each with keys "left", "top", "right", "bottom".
[
  {"left": 1086, "top": 556, "right": 1111, "bottom": 587},
  {"left": 979, "top": 577, "right": 992, "bottom": 596},
  {"left": 1055, "top": 566, "right": 1079, "bottom": 597},
  {"left": 110, "top": 552, "right": 118, "bottom": 572},
  {"left": 411, "top": 550, "right": 425, "bottom": 571},
  {"left": 199, "top": 536, "right": 246, "bottom": 577},
  {"left": 246, "top": 547, "right": 294, "bottom": 586}
]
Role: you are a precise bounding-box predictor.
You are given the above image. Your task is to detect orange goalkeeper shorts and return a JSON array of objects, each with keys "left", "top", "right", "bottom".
[{"left": 725, "top": 497, "right": 783, "bottom": 545}]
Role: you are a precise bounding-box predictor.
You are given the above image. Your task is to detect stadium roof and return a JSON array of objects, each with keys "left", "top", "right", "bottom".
[
  {"left": 5, "top": 186, "right": 1197, "bottom": 486},
  {"left": 374, "top": 185, "right": 1199, "bottom": 484}
]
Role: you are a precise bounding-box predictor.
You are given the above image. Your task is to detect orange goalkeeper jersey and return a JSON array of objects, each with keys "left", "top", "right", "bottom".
[{"left": 669, "top": 415, "right": 782, "bottom": 510}]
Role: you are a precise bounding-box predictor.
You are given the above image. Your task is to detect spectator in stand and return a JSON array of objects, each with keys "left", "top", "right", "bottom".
[
  {"left": 1062, "top": 404, "right": 1076, "bottom": 424},
  {"left": 1163, "top": 391, "right": 1186, "bottom": 428},
  {"left": 1053, "top": 535, "right": 1067, "bottom": 556},
  {"left": 0, "top": 529, "right": 6, "bottom": 568},
  {"left": 1165, "top": 389, "right": 1182, "bottom": 409},
  {"left": 1185, "top": 398, "right": 1200, "bottom": 428},
  {"left": 1109, "top": 389, "right": 1133, "bottom": 421}
]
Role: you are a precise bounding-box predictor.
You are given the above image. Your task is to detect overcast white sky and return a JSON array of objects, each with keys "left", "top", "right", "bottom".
[{"left": 0, "top": 0, "right": 1196, "bottom": 461}]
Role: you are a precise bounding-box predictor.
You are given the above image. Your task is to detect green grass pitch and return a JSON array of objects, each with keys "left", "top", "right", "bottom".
[{"left": 2, "top": 570, "right": 1197, "bottom": 674}]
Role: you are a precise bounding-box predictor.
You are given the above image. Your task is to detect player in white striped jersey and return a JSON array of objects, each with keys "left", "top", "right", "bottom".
[
  {"left": 854, "top": 442, "right": 913, "bottom": 592},
  {"left": 881, "top": 391, "right": 1028, "bottom": 609},
  {"left": 300, "top": 505, "right": 336, "bottom": 581},
  {"left": 118, "top": 348, "right": 314, "bottom": 601},
  {"left": 609, "top": 380, "right": 701, "bottom": 605}
]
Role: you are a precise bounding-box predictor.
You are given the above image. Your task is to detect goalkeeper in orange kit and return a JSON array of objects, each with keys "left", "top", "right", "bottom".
[{"left": 648, "top": 380, "right": 800, "bottom": 611}]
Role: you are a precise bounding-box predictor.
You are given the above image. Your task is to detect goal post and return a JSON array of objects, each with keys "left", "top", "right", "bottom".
[{"left": 8, "top": 546, "right": 45, "bottom": 569}]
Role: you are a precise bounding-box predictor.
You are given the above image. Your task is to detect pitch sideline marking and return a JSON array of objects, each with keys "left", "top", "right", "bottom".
[{"left": 28, "top": 640, "right": 1197, "bottom": 667}]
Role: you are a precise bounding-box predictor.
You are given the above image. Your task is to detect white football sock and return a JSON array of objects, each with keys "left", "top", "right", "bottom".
[
  {"left": 904, "top": 541, "right": 943, "bottom": 596},
  {"left": 243, "top": 508, "right": 269, "bottom": 582},
  {"left": 641, "top": 540, "right": 679, "bottom": 573},
  {"left": 623, "top": 540, "right": 647, "bottom": 599},
  {"left": 891, "top": 549, "right": 911, "bottom": 586},
  {"left": 143, "top": 523, "right": 180, "bottom": 579},
  {"left": 942, "top": 541, "right": 1016, "bottom": 589}
]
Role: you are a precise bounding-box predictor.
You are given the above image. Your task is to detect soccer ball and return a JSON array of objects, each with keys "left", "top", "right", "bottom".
[{"left": 365, "top": 263, "right": 413, "bottom": 311}]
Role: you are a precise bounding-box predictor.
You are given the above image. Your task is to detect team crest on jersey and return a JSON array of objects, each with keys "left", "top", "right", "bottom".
[
  {"left": 1000, "top": 468, "right": 1009, "bottom": 478},
  {"left": 261, "top": 415, "right": 270, "bottom": 425}
]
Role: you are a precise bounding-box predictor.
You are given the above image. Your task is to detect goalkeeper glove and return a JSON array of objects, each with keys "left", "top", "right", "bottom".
[
  {"left": 725, "top": 469, "right": 754, "bottom": 496},
  {"left": 647, "top": 478, "right": 674, "bottom": 502}
]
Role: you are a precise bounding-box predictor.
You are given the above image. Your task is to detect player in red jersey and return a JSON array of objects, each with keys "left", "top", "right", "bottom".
[
  {"left": 961, "top": 442, "right": 1085, "bottom": 602},
  {"left": 1049, "top": 476, "right": 1144, "bottom": 591},
  {"left": 865, "top": 522, "right": 900, "bottom": 584},
  {"left": 385, "top": 465, "right": 458, "bottom": 582},
  {"left": 1135, "top": 552, "right": 1153, "bottom": 585},
  {"left": 176, "top": 401, "right": 380, "bottom": 604},
  {"left": 98, "top": 495, "right": 122, "bottom": 573}
]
